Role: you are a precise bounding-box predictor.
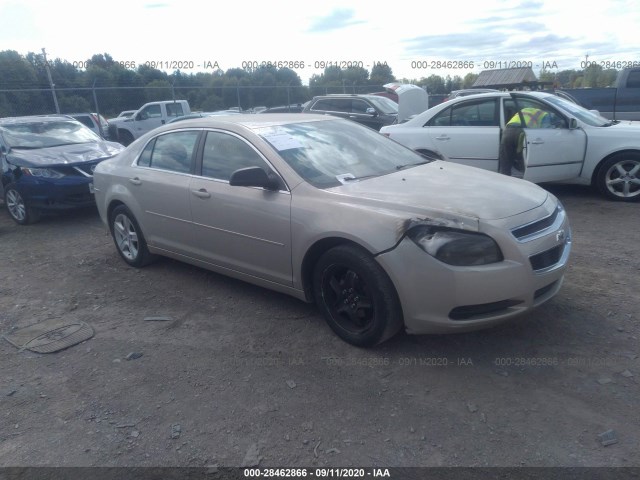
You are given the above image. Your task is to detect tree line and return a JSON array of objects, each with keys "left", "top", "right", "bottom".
[{"left": 0, "top": 49, "right": 625, "bottom": 118}]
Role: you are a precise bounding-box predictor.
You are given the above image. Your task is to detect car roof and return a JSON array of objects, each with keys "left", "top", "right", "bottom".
[
  {"left": 401, "top": 91, "right": 559, "bottom": 126},
  {"left": 312, "top": 94, "right": 381, "bottom": 99},
  {"left": 152, "top": 113, "right": 337, "bottom": 133},
  {"left": 444, "top": 91, "right": 555, "bottom": 102},
  {"left": 0, "top": 115, "right": 77, "bottom": 126}
]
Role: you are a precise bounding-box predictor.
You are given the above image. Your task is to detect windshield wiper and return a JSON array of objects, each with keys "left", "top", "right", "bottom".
[
  {"left": 8, "top": 145, "right": 42, "bottom": 150},
  {"left": 396, "top": 160, "right": 431, "bottom": 171},
  {"left": 342, "top": 173, "right": 381, "bottom": 182},
  {"left": 49, "top": 142, "right": 90, "bottom": 147}
]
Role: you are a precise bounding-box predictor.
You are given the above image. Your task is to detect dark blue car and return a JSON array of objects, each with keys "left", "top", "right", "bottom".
[{"left": 1, "top": 115, "right": 125, "bottom": 224}]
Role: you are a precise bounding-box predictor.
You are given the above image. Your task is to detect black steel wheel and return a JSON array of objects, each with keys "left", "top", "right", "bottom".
[{"left": 313, "top": 245, "right": 403, "bottom": 347}]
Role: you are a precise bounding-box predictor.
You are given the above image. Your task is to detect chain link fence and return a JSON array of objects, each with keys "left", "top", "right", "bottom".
[{"left": 1, "top": 84, "right": 444, "bottom": 118}]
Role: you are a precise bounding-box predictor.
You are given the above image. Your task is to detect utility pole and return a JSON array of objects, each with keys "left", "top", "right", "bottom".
[{"left": 42, "top": 48, "right": 60, "bottom": 114}]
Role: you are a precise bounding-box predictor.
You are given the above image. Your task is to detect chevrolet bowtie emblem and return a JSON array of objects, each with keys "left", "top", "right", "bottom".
[{"left": 556, "top": 229, "right": 565, "bottom": 243}]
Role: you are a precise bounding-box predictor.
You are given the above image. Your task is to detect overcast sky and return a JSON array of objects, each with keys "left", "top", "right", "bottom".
[{"left": 2, "top": 0, "right": 639, "bottom": 84}]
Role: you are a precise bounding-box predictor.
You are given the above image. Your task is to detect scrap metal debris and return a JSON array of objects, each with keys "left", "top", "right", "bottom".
[{"left": 597, "top": 430, "right": 619, "bottom": 447}]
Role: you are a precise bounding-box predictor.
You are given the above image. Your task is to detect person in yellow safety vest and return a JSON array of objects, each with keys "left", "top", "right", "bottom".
[
  {"left": 499, "top": 107, "right": 550, "bottom": 175},
  {"left": 507, "top": 107, "right": 550, "bottom": 128}
]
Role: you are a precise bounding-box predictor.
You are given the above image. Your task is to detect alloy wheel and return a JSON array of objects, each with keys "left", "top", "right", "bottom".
[
  {"left": 113, "top": 213, "right": 140, "bottom": 261},
  {"left": 605, "top": 159, "right": 640, "bottom": 199},
  {"left": 6, "top": 189, "right": 27, "bottom": 222}
]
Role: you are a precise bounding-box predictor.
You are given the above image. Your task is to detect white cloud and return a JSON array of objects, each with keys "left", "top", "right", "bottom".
[{"left": 2, "top": 0, "right": 638, "bottom": 83}]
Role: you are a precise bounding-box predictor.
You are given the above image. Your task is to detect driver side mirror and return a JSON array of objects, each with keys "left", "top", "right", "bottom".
[
  {"left": 229, "top": 166, "right": 281, "bottom": 191},
  {"left": 568, "top": 118, "right": 578, "bottom": 129}
]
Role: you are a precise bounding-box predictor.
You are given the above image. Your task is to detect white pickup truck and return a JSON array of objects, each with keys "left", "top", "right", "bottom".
[{"left": 109, "top": 100, "right": 191, "bottom": 146}]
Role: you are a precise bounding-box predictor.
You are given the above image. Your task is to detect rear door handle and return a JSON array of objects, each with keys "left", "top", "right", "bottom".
[
  {"left": 129, "top": 177, "right": 142, "bottom": 185},
  {"left": 530, "top": 138, "right": 544, "bottom": 144},
  {"left": 191, "top": 188, "right": 211, "bottom": 199}
]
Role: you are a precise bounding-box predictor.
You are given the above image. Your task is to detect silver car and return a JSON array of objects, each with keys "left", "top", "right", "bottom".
[{"left": 93, "top": 114, "right": 571, "bottom": 346}]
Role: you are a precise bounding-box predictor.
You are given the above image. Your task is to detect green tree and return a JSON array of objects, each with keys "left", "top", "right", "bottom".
[
  {"left": 0, "top": 50, "right": 47, "bottom": 115},
  {"left": 599, "top": 69, "right": 617, "bottom": 87},
  {"left": 369, "top": 63, "right": 395, "bottom": 86},
  {"left": 462, "top": 73, "right": 479, "bottom": 89},
  {"left": 145, "top": 79, "right": 173, "bottom": 102},
  {"left": 422, "top": 74, "right": 445, "bottom": 94},
  {"left": 58, "top": 95, "right": 91, "bottom": 113},
  {"left": 583, "top": 64, "right": 602, "bottom": 88}
]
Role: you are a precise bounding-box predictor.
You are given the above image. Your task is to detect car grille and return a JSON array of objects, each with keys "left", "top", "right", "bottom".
[
  {"left": 512, "top": 206, "right": 560, "bottom": 241},
  {"left": 56, "top": 161, "right": 100, "bottom": 178},
  {"left": 529, "top": 244, "right": 564, "bottom": 271}
]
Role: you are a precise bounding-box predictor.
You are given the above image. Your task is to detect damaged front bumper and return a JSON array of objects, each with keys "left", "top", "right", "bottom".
[{"left": 375, "top": 201, "right": 571, "bottom": 334}]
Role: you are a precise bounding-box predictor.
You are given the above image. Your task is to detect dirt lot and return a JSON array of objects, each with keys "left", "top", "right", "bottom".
[{"left": 0, "top": 184, "right": 638, "bottom": 469}]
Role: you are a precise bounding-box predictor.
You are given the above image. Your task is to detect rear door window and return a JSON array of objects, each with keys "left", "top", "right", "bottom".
[{"left": 137, "top": 131, "right": 200, "bottom": 173}]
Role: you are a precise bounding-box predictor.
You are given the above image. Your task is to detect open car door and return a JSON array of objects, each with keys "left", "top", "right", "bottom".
[{"left": 506, "top": 94, "right": 587, "bottom": 183}]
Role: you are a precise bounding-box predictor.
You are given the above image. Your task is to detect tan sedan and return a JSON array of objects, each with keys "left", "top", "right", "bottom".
[{"left": 93, "top": 114, "right": 571, "bottom": 346}]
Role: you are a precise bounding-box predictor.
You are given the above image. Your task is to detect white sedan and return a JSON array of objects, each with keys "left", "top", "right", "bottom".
[{"left": 380, "top": 91, "right": 640, "bottom": 201}]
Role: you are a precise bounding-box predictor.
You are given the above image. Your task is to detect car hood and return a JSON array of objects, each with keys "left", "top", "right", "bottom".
[
  {"left": 327, "top": 161, "right": 548, "bottom": 221},
  {"left": 6, "top": 142, "right": 124, "bottom": 167},
  {"left": 609, "top": 120, "right": 640, "bottom": 130},
  {"left": 107, "top": 117, "right": 130, "bottom": 126}
]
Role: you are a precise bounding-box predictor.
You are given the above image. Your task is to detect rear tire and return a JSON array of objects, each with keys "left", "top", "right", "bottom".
[
  {"left": 109, "top": 205, "right": 156, "bottom": 267},
  {"left": 118, "top": 129, "right": 135, "bottom": 147},
  {"left": 313, "top": 245, "right": 403, "bottom": 347},
  {"left": 4, "top": 184, "right": 41, "bottom": 225}
]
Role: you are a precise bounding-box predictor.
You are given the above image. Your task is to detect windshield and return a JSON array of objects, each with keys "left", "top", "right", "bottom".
[
  {"left": 544, "top": 96, "right": 610, "bottom": 127},
  {"left": 1, "top": 120, "right": 100, "bottom": 149},
  {"left": 256, "top": 119, "right": 429, "bottom": 188},
  {"left": 367, "top": 96, "right": 398, "bottom": 115}
]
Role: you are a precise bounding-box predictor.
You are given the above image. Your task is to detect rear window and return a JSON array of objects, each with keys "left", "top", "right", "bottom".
[
  {"left": 626, "top": 71, "right": 640, "bottom": 88},
  {"left": 166, "top": 103, "right": 185, "bottom": 117},
  {"left": 310, "top": 98, "right": 349, "bottom": 113}
]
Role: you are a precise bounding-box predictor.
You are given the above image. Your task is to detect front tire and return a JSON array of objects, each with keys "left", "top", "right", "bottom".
[
  {"left": 596, "top": 153, "right": 640, "bottom": 202},
  {"left": 313, "top": 245, "right": 403, "bottom": 347},
  {"left": 4, "top": 184, "right": 41, "bottom": 225},
  {"left": 110, "top": 205, "right": 155, "bottom": 267}
]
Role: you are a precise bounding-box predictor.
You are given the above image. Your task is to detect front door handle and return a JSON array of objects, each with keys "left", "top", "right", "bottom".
[
  {"left": 530, "top": 138, "right": 544, "bottom": 144},
  {"left": 435, "top": 135, "right": 450, "bottom": 141},
  {"left": 129, "top": 177, "right": 142, "bottom": 185},
  {"left": 191, "top": 188, "right": 211, "bottom": 199}
]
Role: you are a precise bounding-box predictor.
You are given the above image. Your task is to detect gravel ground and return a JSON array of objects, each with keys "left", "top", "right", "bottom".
[{"left": 0, "top": 184, "right": 638, "bottom": 468}]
